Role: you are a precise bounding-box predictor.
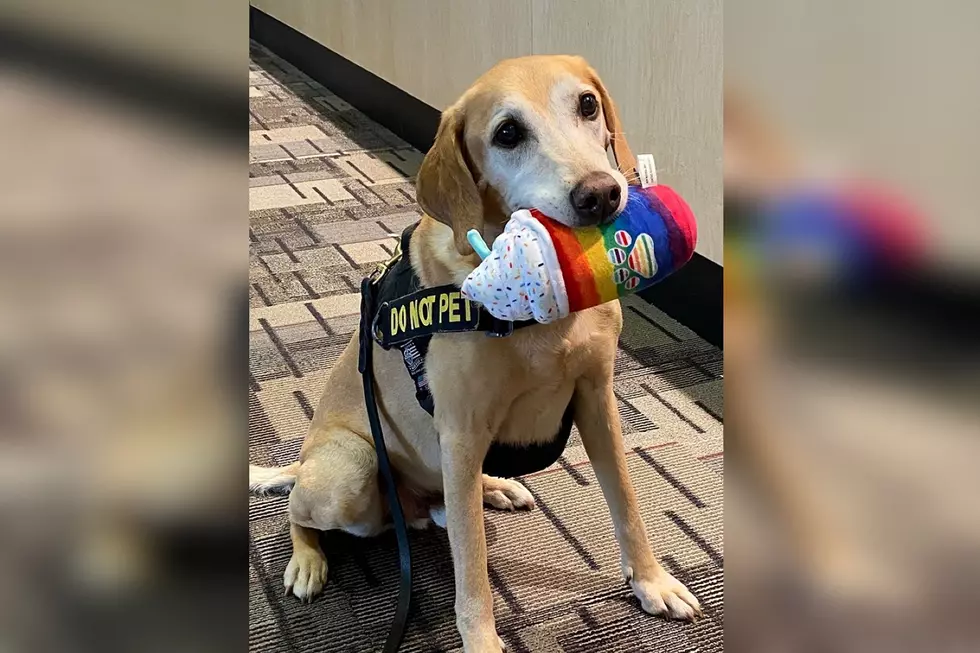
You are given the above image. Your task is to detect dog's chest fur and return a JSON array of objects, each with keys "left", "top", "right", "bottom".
[
  {"left": 427, "top": 304, "right": 620, "bottom": 449},
  {"left": 413, "top": 216, "right": 622, "bottom": 450}
]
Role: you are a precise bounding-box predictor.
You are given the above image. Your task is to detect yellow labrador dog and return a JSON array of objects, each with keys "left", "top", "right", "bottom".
[{"left": 250, "top": 55, "right": 701, "bottom": 652}]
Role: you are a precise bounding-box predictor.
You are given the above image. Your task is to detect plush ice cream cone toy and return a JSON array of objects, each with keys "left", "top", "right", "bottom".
[{"left": 461, "top": 184, "right": 697, "bottom": 323}]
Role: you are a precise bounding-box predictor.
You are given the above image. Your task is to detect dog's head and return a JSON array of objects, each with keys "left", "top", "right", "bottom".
[{"left": 417, "top": 55, "right": 635, "bottom": 255}]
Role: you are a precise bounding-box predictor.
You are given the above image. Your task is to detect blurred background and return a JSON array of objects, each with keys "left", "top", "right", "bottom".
[
  {"left": 726, "top": 1, "right": 980, "bottom": 651},
  {"left": 0, "top": 0, "right": 978, "bottom": 651},
  {"left": 0, "top": 1, "right": 243, "bottom": 651}
]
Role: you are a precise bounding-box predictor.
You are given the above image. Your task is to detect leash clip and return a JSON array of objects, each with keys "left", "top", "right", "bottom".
[{"left": 369, "top": 238, "right": 403, "bottom": 285}]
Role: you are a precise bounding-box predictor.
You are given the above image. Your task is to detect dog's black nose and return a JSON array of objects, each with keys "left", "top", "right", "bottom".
[{"left": 570, "top": 172, "right": 622, "bottom": 224}]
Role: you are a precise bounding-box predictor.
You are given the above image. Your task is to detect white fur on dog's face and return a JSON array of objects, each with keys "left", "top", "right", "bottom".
[{"left": 476, "top": 75, "right": 628, "bottom": 227}]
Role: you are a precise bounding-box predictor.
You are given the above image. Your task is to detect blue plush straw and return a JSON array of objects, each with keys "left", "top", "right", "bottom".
[{"left": 466, "top": 229, "right": 492, "bottom": 260}]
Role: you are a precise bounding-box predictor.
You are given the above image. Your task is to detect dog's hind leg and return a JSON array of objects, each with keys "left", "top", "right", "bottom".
[{"left": 283, "top": 432, "right": 386, "bottom": 601}]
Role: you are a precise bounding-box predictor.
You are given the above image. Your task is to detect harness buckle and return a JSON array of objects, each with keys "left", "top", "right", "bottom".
[
  {"left": 370, "top": 305, "right": 389, "bottom": 348},
  {"left": 486, "top": 319, "right": 515, "bottom": 338}
]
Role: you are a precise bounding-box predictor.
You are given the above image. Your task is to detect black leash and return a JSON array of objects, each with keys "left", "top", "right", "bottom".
[{"left": 358, "top": 276, "right": 412, "bottom": 653}]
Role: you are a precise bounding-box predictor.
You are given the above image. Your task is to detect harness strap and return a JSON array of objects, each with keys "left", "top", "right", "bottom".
[
  {"left": 358, "top": 277, "right": 412, "bottom": 653},
  {"left": 370, "top": 224, "right": 532, "bottom": 351},
  {"left": 371, "top": 283, "right": 513, "bottom": 349},
  {"left": 398, "top": 339, "right": 434, "bottom": 415}
]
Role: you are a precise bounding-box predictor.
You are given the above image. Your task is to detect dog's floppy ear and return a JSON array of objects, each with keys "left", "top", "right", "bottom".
[
  {"left": 588, "top": 69, "right": 637, "bottom": 177},
  {"left": 416, "top": 102, "right": 481, "bottom": 256}
]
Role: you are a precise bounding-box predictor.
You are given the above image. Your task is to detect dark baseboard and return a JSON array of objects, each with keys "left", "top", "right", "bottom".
[
  {"left": 250, "top": 6, "right": 723, "bottom": 349},
  {"left": 639, "top": 253, "right": 723, "bottom": 349},
  {"left": 249, "top": 6, "right": 441, "bottom": 153}
]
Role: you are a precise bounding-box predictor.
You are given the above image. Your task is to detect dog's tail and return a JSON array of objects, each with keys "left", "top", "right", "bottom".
[{"left": 249, "top": 462, "right": 300, "bottom": 496}]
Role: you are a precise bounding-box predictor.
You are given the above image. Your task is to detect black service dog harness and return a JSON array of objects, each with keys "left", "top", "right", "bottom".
[
  {"left": 367, "top": 223, "right": 574, "bottom": 477},
  {"left": 358, "top": 223, "right": 572, "bottom": 652}
]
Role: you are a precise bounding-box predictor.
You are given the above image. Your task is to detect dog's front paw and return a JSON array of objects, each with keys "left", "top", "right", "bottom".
[
  {"left": 483, "top": 477, "right": 535, "bottom": 511},
  {"left": 629, "top": 569, "right": 702, "bottom": 620},
  {"left": 284, "top": 549, "right": 328, "bottom": 602}
]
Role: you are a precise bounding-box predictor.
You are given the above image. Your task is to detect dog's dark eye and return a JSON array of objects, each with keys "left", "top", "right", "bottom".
[
  {"left": 579, "top": 92, "right": 599, "bottom": 119},
  {"left": 493, "top": 120, "right": 524, "bottom": 148}
]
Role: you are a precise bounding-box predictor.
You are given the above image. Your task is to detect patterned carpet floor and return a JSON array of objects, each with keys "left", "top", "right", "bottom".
[{"left": 248, "top": 41, "right": 724, "bottom": 653}]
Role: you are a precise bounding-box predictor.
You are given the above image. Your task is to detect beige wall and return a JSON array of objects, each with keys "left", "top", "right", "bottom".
[
  {"left": 252, "top": 0, "right": 723, "bottom": 263},
  {"left": 251, "top": 0, "right": 534, "bottom": 108}
]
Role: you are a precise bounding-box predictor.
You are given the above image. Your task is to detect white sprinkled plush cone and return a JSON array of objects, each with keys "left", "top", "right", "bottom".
[{"left": 461, "top": 210, "right": 569, "bottom": 323}]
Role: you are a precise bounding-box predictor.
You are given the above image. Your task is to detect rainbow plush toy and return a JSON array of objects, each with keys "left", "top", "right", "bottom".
[{"left": 461, "top": 184, "right": 697, "bottom": 323}]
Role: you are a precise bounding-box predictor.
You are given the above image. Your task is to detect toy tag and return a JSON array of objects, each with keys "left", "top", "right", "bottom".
[{"left": 636, "top": 154, "right": 657, "bottom": 188}]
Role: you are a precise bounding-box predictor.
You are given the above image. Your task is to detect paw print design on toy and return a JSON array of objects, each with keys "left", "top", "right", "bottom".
[{"left": 607, "top": 230, "right": 658, "bottom": 292}]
